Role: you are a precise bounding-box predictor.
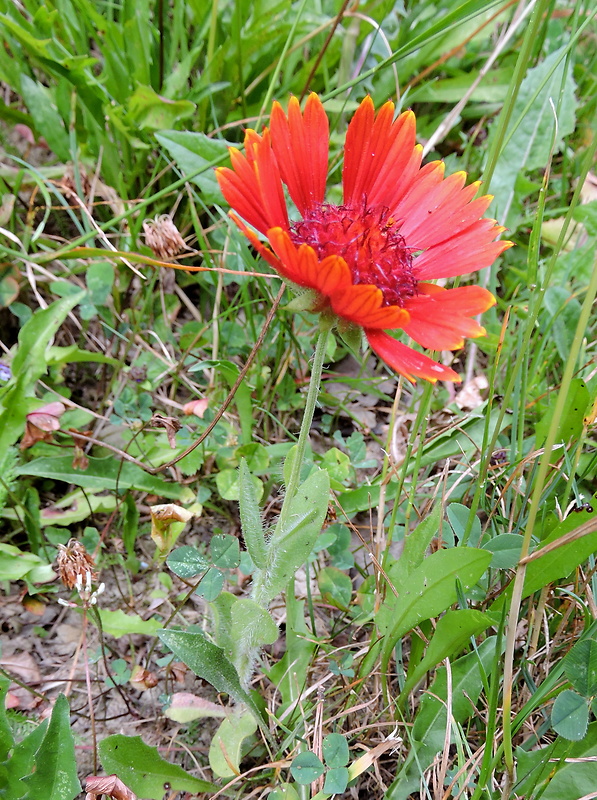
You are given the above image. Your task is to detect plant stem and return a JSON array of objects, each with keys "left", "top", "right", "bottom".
[
  {"left": 278, "top": 321, "right": 331, "bottom": 532},
  {"left": 245, "top": 321, "right": 331, "bottom": 687},
  {"left": 278, "top": 321, "right": 331, "bottom": 800}
]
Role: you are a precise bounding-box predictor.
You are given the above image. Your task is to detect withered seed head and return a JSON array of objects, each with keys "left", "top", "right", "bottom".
[
  {"left": 142, "top": 215, "right": 189, "bottom": 260},
  {"left": 56, "top": 539, "right": 98, "bottom": 590}
]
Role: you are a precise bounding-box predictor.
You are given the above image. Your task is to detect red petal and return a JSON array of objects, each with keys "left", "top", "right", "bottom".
[
  {"left": 366, "top": 329, "right": 461, "bottom": 383},
  {"left": 365, "top": 112, "right": 421, "bottom": 208},
  {"left": 343, "top": 303, "right": 410, "bottom": 330},
  {"left": 330, "top": 284, "right": 409, "bottom": 329},
  {"left": 342, "top": 96, "right": 376, "bottom": 206},
  {"left": 343, "top": 101, "right": 423, "bottom": 211},
  {"left": 262, "top": 228, "right": 410, "bottom": 329},
  {"left": 416, "top": 283, "right": 496, "bottom": 314},
  {"left": 266, "top": 228, "right": 352, "bottom": 292},
  {"left": 216, "top": 129, "right": 289, "bottom": 236},
  {"left": 270, "top": 94, "right": 329, "bottom": 214},
  {"left": 230, "top": 214, "right": 284, "bottom": 273},
  {"left": 413, "top": 221, "right": 512, "bottom": 280},
  {"left": 392, "top": 161, "right": 446, "bottom": 221},
  {"left": 248, "top": 128, "right": 290, "bottom": 231},
  {"left": 217, "top": 160, "right": 272, "bottom": 236},
  {"left": 402, "top": 285, "right": 495, "bottom": 350}
]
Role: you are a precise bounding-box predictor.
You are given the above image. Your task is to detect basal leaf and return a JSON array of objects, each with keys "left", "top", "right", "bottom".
[
  {"left": 386, "top": 506, "right": 441, "bottom": 589},
  {"left": 208, "top": 712, "right": 257, "bottom": 778},
  {"left": 158, "top": 629, "right": 267, "bottom": 733},
  {"left": 21, "top": 695, "right": 80, "bottom": 800},
  {"left": 98, "top": 735, "right": 216, "bottom": 799},
  {"left": 155, "top": 131, "right": 229, "bottom": 204},
  {"left": 20, "top": 75, "right": 69, "bottom": 159},
  {"left": 488, "top": 46, "right": 577, "bottom": 227},
  {"left": 387, "top": 638, "right": 496, "bottom": 800},
  {"left": 14, "top": 455, "right": 193, "bottom": 501},
  {"left": 399, "top": 609, "right": 493, "bottom": 700},
  {"left": 377, "top": 547, "right": 492, "bottom": 673}
]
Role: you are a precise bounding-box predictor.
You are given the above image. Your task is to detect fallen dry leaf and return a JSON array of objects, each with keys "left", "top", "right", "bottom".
[
  {"left": 164, "top": 692, "right": 228, "bottom": 723},
  {"left": 85, "top": 774, "right": 137, "bottom": 800},
  {"left": 455, "top": 375, "right": 489, "bottom": 411}
]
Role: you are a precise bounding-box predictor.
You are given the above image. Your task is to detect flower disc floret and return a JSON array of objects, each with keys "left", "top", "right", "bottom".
[{"left": 291, "top": 203, "right": 418, "bottom": 308}]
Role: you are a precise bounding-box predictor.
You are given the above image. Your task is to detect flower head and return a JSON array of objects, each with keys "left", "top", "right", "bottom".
[
  {"left": 216, "top": 94, "right": 512, "bottom": 382},
  {"left": 56, "top": 538, "right": 105, "bottom": 606},
  {"left": 143, "top": 214, "right": 189, "bottom": 260}
]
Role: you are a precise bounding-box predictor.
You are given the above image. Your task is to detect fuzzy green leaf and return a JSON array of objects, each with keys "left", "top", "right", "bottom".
[
  {"left": 239, "top": 459, "right": 267, "bottom": 569},
  {"left": 158, "top": 629, "right": 267, "bottom": 732},
  {"left": 260, "top": 468, "right": 330, "bottom": 604},
  {"left": 21, "top": 695, "right": 80, "bottom": 800}
]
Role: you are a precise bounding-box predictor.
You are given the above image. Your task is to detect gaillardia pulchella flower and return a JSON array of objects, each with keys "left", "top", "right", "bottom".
[{"left": 216, "top": 94, "right": 512, "bottom": 382}]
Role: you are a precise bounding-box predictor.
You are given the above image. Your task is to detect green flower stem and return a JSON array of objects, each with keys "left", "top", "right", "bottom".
[
  {"left": 278, "top": 320, "right": 332, "bottom": 534},
  {"left": 243, "top": 321, "right": 331, "bottom": 691},
  {"left": 278, "top": 321, "right": 331, "bottom": 800}
]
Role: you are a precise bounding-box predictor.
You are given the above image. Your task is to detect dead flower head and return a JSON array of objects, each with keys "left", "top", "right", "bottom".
[
  {"left": 20, "top": 401, "right": 66, "bottom": 451},
  {"left": 142, "top": 214, "right": 189, "bottom": 260},
  {"left": 150, "top": 503, "right": 194, "bottom": 560},
  {"left": 56, "top": 539, "right": 104, "bottom": 605}
]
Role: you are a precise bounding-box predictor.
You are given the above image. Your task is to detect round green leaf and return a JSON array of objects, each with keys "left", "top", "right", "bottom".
[
  {"left": 321, "top": 447, "right": 352, "bottom": 486},
  {"left": 318, "top": 567, "right": 352, "bottom": 610},
  {"left": 290, "top": 752, "right": 325, "bottom": 785},
  {"left": 236, "top": 443, "right": 269, "bottom": 472},
  {"left": 564, "top": 638, "right": 597, "bottom": 697},
  {"left": 551, "top": 690, "right": 589, "bottom": 741},
  {"left": 216, "top": 467, "right": 263, "bottom": 502},
  {"left": 167, "top": 546, "right": 210, "bottom": 578},
  {"left": 267, "top": 783, "right": 300, "bottom": 800},
  {"left": 322, "top": 733, "right": 349, "bottom": 767},
  {"left": 195, "top": 568, "right": 224, "bottom": 601},
  {"left": 86, "top": 261, "right": 114, "bottom": 305},
  {"left": 210, "top": 534, "right": 240, "bottom": 568},
  {"left": 323, "top": 766, "right": 349, "bottom": 795},
  {"left": 482, "top": 533, "right": 524, "bottom": 569}
]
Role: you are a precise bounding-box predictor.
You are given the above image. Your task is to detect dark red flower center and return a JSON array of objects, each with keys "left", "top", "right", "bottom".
[{"left": 290, "top": 203, "right": 418, "bottom": 307}]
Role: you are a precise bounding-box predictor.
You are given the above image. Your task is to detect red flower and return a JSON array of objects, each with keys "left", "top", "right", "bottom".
[{"left": 216, "top": 94, "right": 512, "bottom": 383}]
